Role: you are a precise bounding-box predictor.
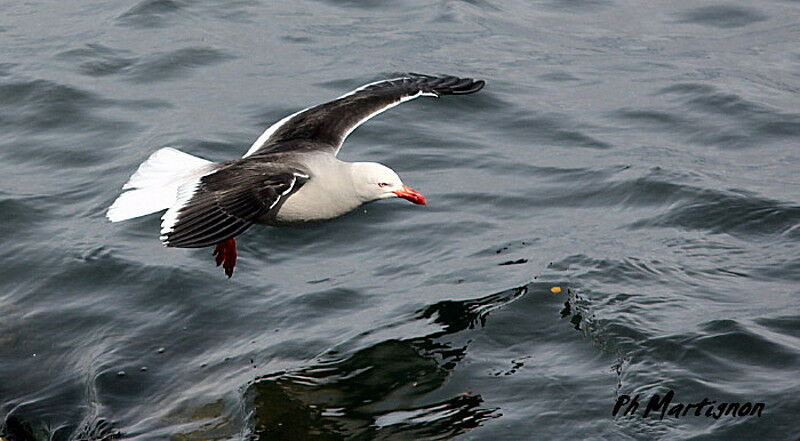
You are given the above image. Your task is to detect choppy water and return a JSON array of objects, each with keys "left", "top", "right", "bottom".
[{"left": 2, "top": 1, "right": 799, "bottom": 440}]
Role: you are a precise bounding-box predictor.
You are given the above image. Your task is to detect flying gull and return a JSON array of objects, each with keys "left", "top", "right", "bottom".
[{"left": 107, "top": 74, "right": 485, "bottom": 277}]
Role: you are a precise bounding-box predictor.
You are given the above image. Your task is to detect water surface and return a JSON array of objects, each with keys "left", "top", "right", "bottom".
[{"left": 1, "top": 0, "right": 799, "bottom": 440}]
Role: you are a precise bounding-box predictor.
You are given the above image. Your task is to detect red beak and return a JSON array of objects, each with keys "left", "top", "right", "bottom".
[{"left": 393, "top": 185, "right": 427, "bottom": 205}]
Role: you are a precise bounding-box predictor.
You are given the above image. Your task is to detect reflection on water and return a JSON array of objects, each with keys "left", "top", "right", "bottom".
[
  {"left": 247, "top": 341, "right": 497, "bottom": 440},
  {"left": 243, "top": 289, "right": 530, "bottom": 440},
  {"left": 418, "top": 286, "right": 528, "bottom": 336}
]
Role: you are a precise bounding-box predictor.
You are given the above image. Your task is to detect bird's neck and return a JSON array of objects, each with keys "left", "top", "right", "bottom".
[{"left": 302, "top": 155, "right": 367, "bottom": 204}]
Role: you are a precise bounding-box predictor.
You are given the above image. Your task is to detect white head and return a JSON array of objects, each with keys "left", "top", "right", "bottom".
[{"left": 350, "top": 162, "right": 426, "bottom": 205}]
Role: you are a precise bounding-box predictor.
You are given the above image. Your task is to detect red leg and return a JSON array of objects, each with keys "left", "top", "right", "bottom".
[{"left": 212, "top": 238, "right": 238, "bottom": 278}]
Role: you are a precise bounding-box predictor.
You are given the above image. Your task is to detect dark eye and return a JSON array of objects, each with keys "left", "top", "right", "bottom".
[{"left": 377, "top": 182, "right": 389, "bottom": 188}]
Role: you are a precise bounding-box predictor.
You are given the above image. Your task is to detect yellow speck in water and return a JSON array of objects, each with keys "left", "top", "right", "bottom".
[{"left": 550, "top": 286, "right": 562, "bottom": 294}]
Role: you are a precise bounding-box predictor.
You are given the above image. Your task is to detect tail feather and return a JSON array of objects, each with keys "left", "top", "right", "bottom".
[{"left": 107, "top": 148, "right": 215, "bottom": 222}]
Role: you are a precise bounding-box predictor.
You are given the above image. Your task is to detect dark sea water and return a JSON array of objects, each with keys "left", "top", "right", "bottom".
[{"left": 2, "top": 1, "right": 799, "bottom": 440}]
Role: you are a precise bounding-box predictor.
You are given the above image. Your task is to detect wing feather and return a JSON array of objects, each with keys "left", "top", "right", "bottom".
[
  {"left": 160, "top": 163, "right": 305, "bottom": 248},
  {"left": 243, "top": 74, "right": 485, "bottom": 158}
]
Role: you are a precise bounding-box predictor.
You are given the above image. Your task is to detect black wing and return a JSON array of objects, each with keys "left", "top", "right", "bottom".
[
  {"left": 160, "top": 163, "right": 307, "bottom": 248},
  {"left": 243, "top": 74, "right": 485, "bottom": 158}
]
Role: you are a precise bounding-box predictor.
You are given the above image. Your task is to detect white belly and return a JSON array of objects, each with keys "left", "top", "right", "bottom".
[{"left": 272, "top": 180, "right": 362, "bottom": 224}]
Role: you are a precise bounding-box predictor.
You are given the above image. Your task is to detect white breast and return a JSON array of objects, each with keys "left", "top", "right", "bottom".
[{"left": 270, "top": 157, "right": 362, "bottom": 225}]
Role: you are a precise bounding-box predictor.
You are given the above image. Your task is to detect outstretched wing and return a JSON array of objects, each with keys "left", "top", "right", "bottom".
[
  {"left": 160, "top": 163, "right": 308, "bottom": 248},
  {"left": 243, "top": 74, "right": 485, "bottom": 158}
]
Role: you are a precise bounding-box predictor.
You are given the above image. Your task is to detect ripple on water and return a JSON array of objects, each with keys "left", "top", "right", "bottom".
[
  {"left": 0, "top": 80, "right": 121, "bottom": 134},
  {"left": 57, "top": 44, "right": 137, "bottom": 78},
  {"left": 124, "top": 47, "right": 235, "bottom": 83},
  {"left": 58, "top": 45, "right": 235, "bottom": 83},
  {"left": 0, "top": 76, "right": 166, "bottom": 171},
  {"left": 498, "top": 112, "right": 612, "bottom": 150},
  {"left": 117, "top": 0, "right": 186, "bottom": 28},
  {"left": 676, "top": 5, "right": 768, "bottom": 29},
  {"left": 615, "top": 83, "right": 800, "bottom": 149},
  {"left": 444, "top": 166, "right": 717, "bottom": 216},
  {"left": 630, "top": 189, "right": 800, "bottom": 240},
  {"left": 549, "top": 254, "right": 668, "bottom": 286},
  {"left": 615, "top": 315, "right": 800, "bottom": 417}
]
